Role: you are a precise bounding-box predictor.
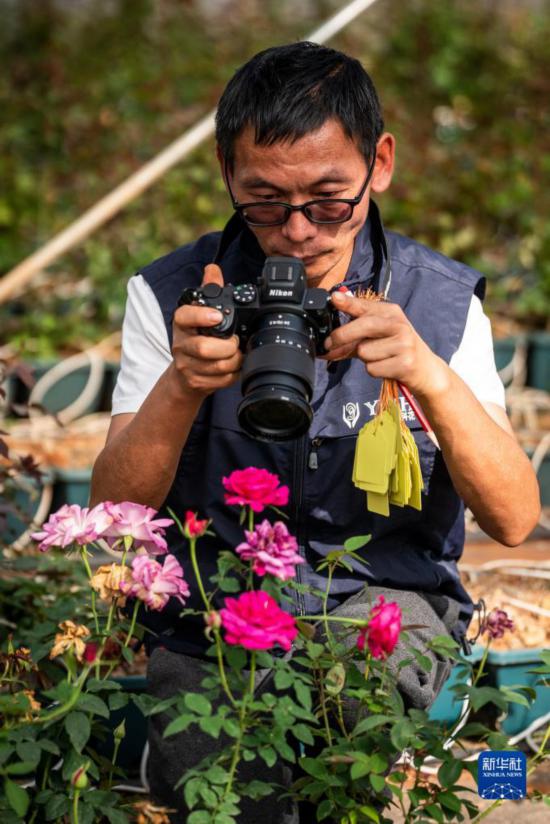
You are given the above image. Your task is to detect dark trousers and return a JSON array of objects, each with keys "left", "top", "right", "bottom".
[{"left": 147, "top": 586, "right": 459, "bottom": 823}]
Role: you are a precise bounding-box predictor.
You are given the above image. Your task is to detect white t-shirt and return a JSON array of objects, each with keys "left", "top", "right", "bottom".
[{"left": 112, "top": 274, "right": 506, "bottom": 415}]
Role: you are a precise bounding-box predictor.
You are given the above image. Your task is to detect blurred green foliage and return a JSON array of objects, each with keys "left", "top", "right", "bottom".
[{"left": 1, "top": 0, "right": 549, "bottom": 357}]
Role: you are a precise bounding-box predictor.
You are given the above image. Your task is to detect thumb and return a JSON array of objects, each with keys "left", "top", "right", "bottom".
[{"left": 202, "top": 263, "right": 224, "bottom": 287}]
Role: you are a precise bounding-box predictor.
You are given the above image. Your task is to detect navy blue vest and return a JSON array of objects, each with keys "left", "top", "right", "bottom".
[{"left": 139, "top": 202, "right": 484, "bottom": 657}]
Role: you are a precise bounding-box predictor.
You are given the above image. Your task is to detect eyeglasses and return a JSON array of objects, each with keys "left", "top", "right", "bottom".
[{"left": 224, "top": 153, "right": 376, "bottom": 227}]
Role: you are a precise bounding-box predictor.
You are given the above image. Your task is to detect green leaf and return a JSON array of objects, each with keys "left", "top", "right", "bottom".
[
  {"left": 225, "top": 647, "right": 247, "bottom": 670},
  {"left": 64, "top": 711, "right": 91, "bottom": 753},
  {"left": 317, "top": 799, "right": 334, "bottom": 821},
  {"left": 4, "top": 761, "right": 36, "bottom": 775},
  {"left": 243, "top": 780, "right": 274, "bottom": 800},
  {"left": 104, "top": 809, "right": 130, "bottom": 824},
  {"left": 259, "top": 746, "right": 277, "bottom": 768},
  {"left": 184, "top": 693, "right": 212, "bottom": 715},
  {"left": 45, "top": 793, "right": 70, "bottom": 820},
  {"left": 438, "top": 758, "right": 463, "bottom": 787},
  {"left": 354, "top": 714, "right": 393, "bottom": 735},
  {"left": 438, "top": 790, "right": 463, "bottom": 813},
  {"left": 109, "top": 692, "right": 129, "bottom": 711},
  {"left": 4, "top": 778, "right": 29, "bottom": 818},
  {"left": 86, "top": 678, "right": 122, "bottom": 692},
  {"left": 185, "top": 777, "right": 206, "bottom": 810},
  {"left": 14, "top": 742, "right": 40, "bottom": 766},
  {"left": 300, "top": 757, "right": 329, "bottom": 780},
  {"left": 343, "top": 535, "right": 372, "bottom": 551},
  {"left": 198, "top": 716, "right": 223, "bottom": 739},
  {"left": 222, "top": 718, "right": 240, "bottom": 738},
  {"left": 390, "top": 718, "right": 415, "bottom": 750},
  {"left": 199, "top": 784, "right": 219, "bottom": 808},
  {"left": 370, "top": 753, "right": 387, "bottom": 774},
  {"left": 294, "top": 681, "right": 312, "bottom": 711},
  {"left": 358, "top": 804, "right": 380, "bottom": 822},
  {"left": 467, "top": 686, "right": 508, "bottom": 713},
  {"left": 77, "top": 694, "right": 110, "bottom": 719},
  {"left": 291, "top": 723, "right": 315, "bottom": 746},
  {"left": 424, "top": 804, "right": 444, "bottom": 823},
  {"left": 205, "top": 765, "right": 229, "bottom": 785},
  {"left": 274, "top": 670, "right": 294, "bottom": 690},
  {"left": 38, "top": 739, "right": 60, "bottom": 755},
  {"left": 164, "top": 714, "right": 195, "bottom": 737},
  {"left": 351, "top": 760, "right": 371, "bottom": 780},
  {"left": 187, "top": 810, "right": 212, "bottom": 823},
  {"left": 370, "top": 773, "right": 386, "bottom": 793}
]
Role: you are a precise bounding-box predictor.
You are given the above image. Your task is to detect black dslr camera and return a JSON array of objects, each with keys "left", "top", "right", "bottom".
[{"left": 177, "top": 256, "right": 339, "bottom": 441}]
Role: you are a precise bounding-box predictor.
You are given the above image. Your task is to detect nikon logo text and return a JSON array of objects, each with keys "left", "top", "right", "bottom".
[{"left": 269, "top": 289, "right": 293, "bottom": 297}]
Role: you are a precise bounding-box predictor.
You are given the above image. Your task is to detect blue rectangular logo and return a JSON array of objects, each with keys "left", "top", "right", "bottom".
[{"left": 477, "top": 750, "right": 527, "bottom": 799}]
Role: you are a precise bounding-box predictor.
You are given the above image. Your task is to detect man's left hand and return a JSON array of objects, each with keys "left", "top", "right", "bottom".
[{"left": 324, "top": 291, "right": 450, "bottom": 401}]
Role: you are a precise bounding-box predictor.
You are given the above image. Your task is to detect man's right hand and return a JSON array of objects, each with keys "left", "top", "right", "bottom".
[{"left": 171, "top": 263, "right": 243, "bottom": 398}]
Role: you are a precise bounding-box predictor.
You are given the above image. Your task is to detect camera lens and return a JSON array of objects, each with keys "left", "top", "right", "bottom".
[{"left": 237, "top": 314, "right": 315, "bottom": 441}]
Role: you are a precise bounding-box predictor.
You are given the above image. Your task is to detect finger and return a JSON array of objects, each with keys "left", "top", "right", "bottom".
[
  {"left": 173, "top": 303, "right": 224, "bottom": 330},
  {"left": 321, "top": 342, "right": 357, "bottom": 362},
  {"left": 183, "top": 352, "right": 243, "bottom": 377},
  {"left": 331, "top": 291, "right": 398, "bottom": 319},
  {"left": 356, "top": 338, "right": 403, "bottom": 363},
  {"left": 201, "top": 263, "right": 225, "bottom": 287},
  {"left": 326, "top": 313, "right": 402, "bottom": 350},
  {"left": 175, "top": 332, "right": 240, "bottom": 362}
]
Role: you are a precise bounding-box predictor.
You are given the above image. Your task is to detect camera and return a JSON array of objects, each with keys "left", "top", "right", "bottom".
[{"left": 177, "top": 256, "right": 339, "bottom": 441}]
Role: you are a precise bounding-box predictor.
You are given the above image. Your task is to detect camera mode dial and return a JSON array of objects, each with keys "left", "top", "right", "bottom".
[{"left": 233, "top": 284, "right": 257, "bottom": 304}]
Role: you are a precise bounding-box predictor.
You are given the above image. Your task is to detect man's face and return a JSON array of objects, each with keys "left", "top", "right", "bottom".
[{"left": 222, "top": 118, "right": 394, "bottom": 290}]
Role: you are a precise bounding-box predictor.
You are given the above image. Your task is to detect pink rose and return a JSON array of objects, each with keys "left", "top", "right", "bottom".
[
  {"left": 357, "top": 595, "right": 402, "bottom": 659},
  {"left": 220, "top": 591, "right": 298, "bottom": 651},
  {"left": 102, "top": 501, "right": 173, "bottom": 555},
  {"left": 236, "top": 519, "right": 304, "bottom": 581},
  {"left": 222, "top": 468, "right": 289, "bottom": 513},
  {"left": 482, "top": 608, "right": 515, "bottom": 640},
  {"left": 31, "top": 503, "right": 113, "bottom": 551},
  {"left": 183, "top": 510, "right": 209, "bottom": 539},
  {"left": 121, "top": 554, "right": 190, "bottom": 611}
]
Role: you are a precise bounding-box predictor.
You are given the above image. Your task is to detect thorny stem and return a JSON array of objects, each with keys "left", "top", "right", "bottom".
[
  {"left": 224, "top": 652, "right": 256, "bottom": 799},
  {"left": 124, "top": 600, "right": 140, "bottom": 648},
  {"left": 80, "top": 547, "right": 99, "bottom": 635},
  {"left": 317, "top": 673, "right": 333, "bottom": 747},
  {"left": 108, "top": 737, "right": 122, "bottom": 789},
  {"left": 36, "top": 666, "right": 92, "bottom": 726},
  {"left": 189, "top": 537, "right": 210, "bottom": 611},
  {"left": 215, "top": 631, "right": 236, "bottom": 707},
  {"left": 71, "top": 789, "right": 80, "bottom": 824}
]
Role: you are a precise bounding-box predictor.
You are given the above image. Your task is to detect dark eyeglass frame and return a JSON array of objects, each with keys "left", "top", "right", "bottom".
[{"left": 224, "top": 152, "right": 376, "bottom": 227}]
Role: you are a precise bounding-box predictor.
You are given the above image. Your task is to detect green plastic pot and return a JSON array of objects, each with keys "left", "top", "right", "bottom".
[
  {"left": 493, "top": 338, "right": 518, "bottom": 373},
  {"left": 51, "top": 468, "right": 92, "bottom": 510},
  {"left": 93, "top": 675, "right": 148, "bottom": 774},
  {"left": 527, "top": 332, "right": 550, "bottom": 391},
  {"left": 487, "top": 647, "right": 550, "bottom": 736}
]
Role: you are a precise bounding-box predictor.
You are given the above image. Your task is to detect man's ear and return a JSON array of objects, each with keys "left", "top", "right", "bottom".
[{"left": 371, "top": 133, "right": 395, "bottom": 194}]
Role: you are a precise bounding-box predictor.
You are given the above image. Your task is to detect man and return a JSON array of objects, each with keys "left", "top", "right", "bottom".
[{"left": 91, "top": 42, "right": 540, "bottom": 820}]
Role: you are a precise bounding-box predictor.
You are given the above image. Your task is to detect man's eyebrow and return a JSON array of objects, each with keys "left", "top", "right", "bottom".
[{"left": 241, "top": 173, "right": 352, "bottom": 190}]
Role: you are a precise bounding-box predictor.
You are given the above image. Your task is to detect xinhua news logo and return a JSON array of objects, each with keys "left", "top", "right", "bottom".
[{"left": 477, "top": 750, "right": 527, "bottom": 800}]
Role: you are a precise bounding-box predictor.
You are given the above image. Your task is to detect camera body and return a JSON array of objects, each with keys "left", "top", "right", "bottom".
[
  {"left": 177, "top": 256, "right": 339, "bottom": 441},
  {"left": 177, "top": 256, "right": 337, "bottom": 356}
]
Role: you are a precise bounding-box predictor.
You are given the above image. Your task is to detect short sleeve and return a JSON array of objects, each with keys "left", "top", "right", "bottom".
[
  {"left": 448, "top": 295, "right": 505, "bottom": 408},
  {"left": 111, "top": 275, "right": 172, "bottom": 415}
]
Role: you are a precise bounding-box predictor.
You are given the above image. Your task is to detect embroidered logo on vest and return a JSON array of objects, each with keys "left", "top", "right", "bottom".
[{"left": 343, "top": 402, "right": 361, "bottom": 429}]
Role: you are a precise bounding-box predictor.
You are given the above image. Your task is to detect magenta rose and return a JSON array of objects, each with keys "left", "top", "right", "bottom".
[
  {"left": 220, "top": 591, "right": 298, "bottom": 651},
  {"left": 482, "top": 608, "right": 515, "bottom": 640},
  {"left": 222, "top": 468, "right": 289, "bottom": 513},
  {"left": 357, "top": 595, "right": 402, "bottom": 659},
  {"left": 120, "top": 554, "right": 190, "bottom": 611},
  {"left": 236, "top": 519, "right": 304, "bottom": 581}
]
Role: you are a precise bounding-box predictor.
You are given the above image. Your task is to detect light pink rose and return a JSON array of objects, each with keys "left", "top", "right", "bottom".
[
  {"left": 222, "top": 468, "right": 289, "bottom": 513},
  {"left": 102, "top": 501, "right": 173, "bottom": 554},
  {"left": 236, "top": 519, "right": 304, "bottom": 581},
  {"left": 31, "top": 503, "right": 113, "bottom": 551},
  {"left": 220, "top": 591, "right": 298, "bottom": 651},
  {"left": 120, "top": 554, "right": 190, "bottom": 612},
  {"left": 357, "top": 595, "right": 402, "bottom": 659}
]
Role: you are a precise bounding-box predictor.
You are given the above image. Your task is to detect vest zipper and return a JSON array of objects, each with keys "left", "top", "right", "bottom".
[
  {"left": 292, "top": 435, "right": 307, "bottom": 616},
  {"left": 308, "top": 437, "right": 323, "bottom": 470}
]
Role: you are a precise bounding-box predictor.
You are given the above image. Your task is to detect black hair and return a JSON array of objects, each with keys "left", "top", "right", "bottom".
[{"left": 215, "top": 42, "right": 384, "bottom": 168}]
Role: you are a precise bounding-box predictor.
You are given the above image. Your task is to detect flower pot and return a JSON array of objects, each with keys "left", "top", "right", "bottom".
[
  {"left": 487, "top": 647, "right": 550, "bottom": 736},
  {"left": 51, "top": 468, "right": 92, "bottom": 510},
  {"left": 493, "top": 338, "right": 518, "bottom": 373},
  {"left": 92, "top": 675, "right": 148, "bottom": 774},
  {"left": 527, "top": 332, "right": 550, "bottom": 391},
  {"left": 428, "top": 645, "right": 484, "bottom": 727}
]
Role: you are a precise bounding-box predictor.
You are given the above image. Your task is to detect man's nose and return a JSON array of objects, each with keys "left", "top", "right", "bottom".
[{"left": 281, "top": 209, "right": 317, "bottom": 244}]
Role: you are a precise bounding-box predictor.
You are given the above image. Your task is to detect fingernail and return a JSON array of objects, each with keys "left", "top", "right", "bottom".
[
  {"left": 331, "top": 292, "right": 344, "bottom": 302},
  {"left": 324, "top": 337, "right": 332, "bottom": 351},
  {"left": 207, "top": 310, "right": 222, "bottom": 322}
]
